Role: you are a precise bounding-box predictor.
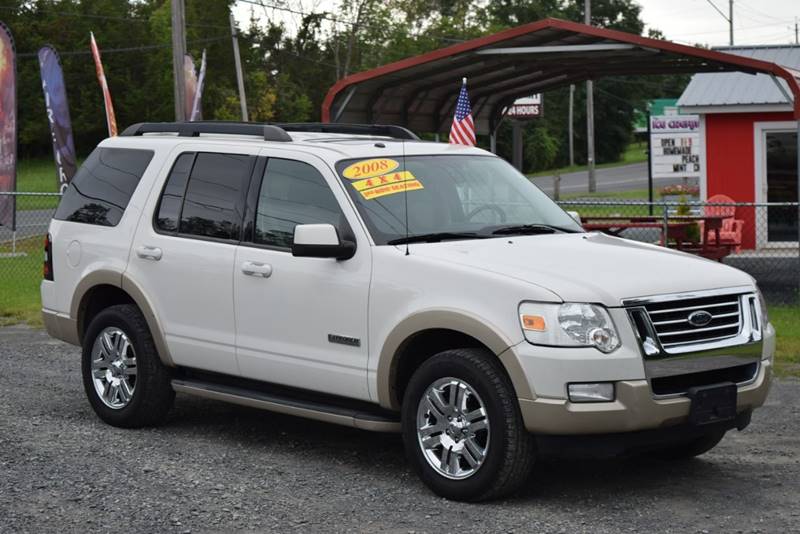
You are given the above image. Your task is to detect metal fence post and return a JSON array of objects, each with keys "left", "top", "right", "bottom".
[
  {"left": 662, "top": 200, "right": 669, "bottom": 247},
  {"left": 553, "top": 174, "right": 561, "bottom": 201}
]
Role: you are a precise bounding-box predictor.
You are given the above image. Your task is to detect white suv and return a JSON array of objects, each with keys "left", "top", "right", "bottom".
[{"left": 42, "top": 122, "right": 774, "bottom": 501}]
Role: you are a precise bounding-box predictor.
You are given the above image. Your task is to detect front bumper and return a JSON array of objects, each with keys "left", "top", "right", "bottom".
[
  {"left": 508, "top": 306, "right": 775, "bottom": 435},
  {"left": 518, "top": 359, "right": 771, "bottom": 434}
]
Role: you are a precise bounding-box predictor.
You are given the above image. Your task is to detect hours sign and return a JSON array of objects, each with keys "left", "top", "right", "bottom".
[{"left": 649, "top": 114, "right": 703, "bottom": 179}]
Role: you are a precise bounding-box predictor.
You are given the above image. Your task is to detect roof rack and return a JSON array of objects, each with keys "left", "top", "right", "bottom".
[
  {"left": 119, "top": 121, "right": 420, "bottom": 141},
  {"left": 120, "top": 122, "right": 293, "bottom": 142},
  {"left": 276, "top": 123, "right": 419, "bottom": 140}
]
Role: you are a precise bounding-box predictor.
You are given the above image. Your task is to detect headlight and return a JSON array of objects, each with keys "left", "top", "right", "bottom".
[
  {"left": 519, "top": 302, "right": 620, "bottom": 353},
  {"left": 756, "top": 287, "right": 769, "bottom": 325}
]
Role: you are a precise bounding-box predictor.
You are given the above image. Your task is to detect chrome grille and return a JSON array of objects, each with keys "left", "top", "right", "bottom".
[{"left": 642, "top": 294, "right": 743, "bottom": 349}]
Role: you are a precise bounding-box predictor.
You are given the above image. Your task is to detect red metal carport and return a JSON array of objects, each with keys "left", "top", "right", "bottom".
[{"left": 322, "top": 18, "right": 800, "bottom": 136}]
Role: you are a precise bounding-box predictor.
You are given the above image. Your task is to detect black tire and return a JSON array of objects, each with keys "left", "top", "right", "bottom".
[
  {"left": 401, "top": 348, "right": 535, "bottom": 501},
  {"left": 81, "top": 304, "right": 175, "bottom": 428},
  {"left": 656, "top": 430, "right": 726, "bottom": 460}
]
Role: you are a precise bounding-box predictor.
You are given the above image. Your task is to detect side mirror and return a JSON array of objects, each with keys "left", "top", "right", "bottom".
[
  {"left": 566, "top": 210, "right": 582, "bottom": 225},
  {"left": 292, "top": 224, "right": 356, "bottom": 260}
]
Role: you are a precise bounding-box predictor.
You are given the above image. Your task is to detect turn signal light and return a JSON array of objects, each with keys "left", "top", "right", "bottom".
[{"left": 521, "top": 314, "right": 546, "bottom": 331}]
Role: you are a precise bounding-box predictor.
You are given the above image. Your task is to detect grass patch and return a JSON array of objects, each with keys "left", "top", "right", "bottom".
[
  {"left": 769, "top": 305, "right": 800, "bottom": 378},
  {"left": 0, "top": 235, "right": 44, "bottom": 327},
  {"left": 14, "top": 159, "right": 62, "bottom": 211},
  {"left": 528, "top": 141, "right": 647, "bottom": 178},
  {"left": 557, "top": 189, "right": 666, "bottom": 217}
]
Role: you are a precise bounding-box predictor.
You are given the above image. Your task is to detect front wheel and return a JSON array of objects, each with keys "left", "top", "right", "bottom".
[{"left": 402, "top": 348, "right": 535, "bottom": 501}]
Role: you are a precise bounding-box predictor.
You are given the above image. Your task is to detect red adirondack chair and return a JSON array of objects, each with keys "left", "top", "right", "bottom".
[{"left": 703, "top": 194, "right": 743, "bottom": 253}]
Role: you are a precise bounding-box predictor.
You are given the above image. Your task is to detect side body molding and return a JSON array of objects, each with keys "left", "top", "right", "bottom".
[{"left": 376, "top": 309, "right": 533, "bottom": 410}]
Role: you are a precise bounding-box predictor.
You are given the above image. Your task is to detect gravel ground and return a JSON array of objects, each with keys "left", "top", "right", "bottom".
[{"left": 1, "top": 324, "right": 798, "bottom": 533}]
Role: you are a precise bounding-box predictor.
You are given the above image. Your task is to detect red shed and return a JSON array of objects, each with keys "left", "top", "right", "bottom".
[{"left": 678, "top": 46, "right": 799, "bottom": 250}]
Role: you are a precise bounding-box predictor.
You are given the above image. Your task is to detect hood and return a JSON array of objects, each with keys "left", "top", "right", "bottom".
[{"left": 408, "top": 232, "right": 754, "bottom": 306}]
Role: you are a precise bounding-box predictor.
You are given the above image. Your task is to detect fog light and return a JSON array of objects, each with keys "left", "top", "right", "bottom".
[{"left": 568, "top": 383, "right": 615, "bottom": 403}]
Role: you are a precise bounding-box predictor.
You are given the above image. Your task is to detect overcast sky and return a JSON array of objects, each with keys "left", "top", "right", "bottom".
[{"left": 233, "top": 0, "right": 799, "bottom": 48}]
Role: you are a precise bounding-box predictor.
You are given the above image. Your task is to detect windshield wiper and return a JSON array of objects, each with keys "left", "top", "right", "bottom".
[
  {"left": 387, "top": 232, "right": 486, "bottom": 245},
  {"left": 490, "top": 224, "right": 578, "bottom": 236}
]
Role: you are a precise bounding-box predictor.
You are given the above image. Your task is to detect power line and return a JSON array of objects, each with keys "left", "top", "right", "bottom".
[
  {"left": 667, "top": 19, "right": 796, "bottom": 37},
  {"left": 703, "top": 0, "right": 731, "bottom": 23},
  {"left": 16, "top": 36, "right": 229, "bottom": 59},
  {"left": 238, "top": 0, "right": 357, "bottom": 28},
  {"left": 735, "top": 0, "right": 794, "bottom": 24},
  {"left": 0, "top": 5, "right": 229, "bottom": 30},
  {"left": 237, "top": 0, "right": 469, "bottom": 44}
]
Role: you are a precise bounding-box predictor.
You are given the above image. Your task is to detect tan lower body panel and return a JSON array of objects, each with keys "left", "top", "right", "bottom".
[
  {"left": 42, "top": 309, "right": 80, "bottom": 346},
  {"left": 519, "top": 359, "right": 772, "bottom": 435},
  {"left": 172, "top": 381, "right": 401, "bottom": 433}
]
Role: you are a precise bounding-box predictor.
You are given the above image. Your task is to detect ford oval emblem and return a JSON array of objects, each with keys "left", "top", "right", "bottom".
[{"left": 688, "top": 310, "right": 713, "bottom": 327}]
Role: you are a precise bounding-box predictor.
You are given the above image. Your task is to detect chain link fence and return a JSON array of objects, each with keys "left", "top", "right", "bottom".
[
  {"left": 0, "top": 192, "right": 61, "bottom": 315},
  {"left": 1, "top": 193, "right": 798, "bottom": 314},
  {"left": 557, "top": 199, "right": 800, "bottom": 305}
]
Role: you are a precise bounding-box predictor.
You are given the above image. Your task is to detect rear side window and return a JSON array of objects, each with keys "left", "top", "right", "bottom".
[
  {"left": 155, "top": 153, "right": 194, "bottom": 232},
  {"left": 155, "top": 152, "right": 253, "bottom": 241},
  {"left": 55, "top": 147, "right": 153, "bottom": 226}
]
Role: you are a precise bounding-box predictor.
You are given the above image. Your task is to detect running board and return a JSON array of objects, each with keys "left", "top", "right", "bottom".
[{"left": 171, "top": 379, "right": 401, "bottom": 433}]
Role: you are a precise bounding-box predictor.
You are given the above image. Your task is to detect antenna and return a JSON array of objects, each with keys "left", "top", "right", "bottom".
[{"left": 402, "top": 139, "right": 410, "bottom": 255}]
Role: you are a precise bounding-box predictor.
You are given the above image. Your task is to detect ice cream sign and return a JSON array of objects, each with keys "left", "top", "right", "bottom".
[{"left": 649, "top": 114, "right": 704, "bottom": 179}]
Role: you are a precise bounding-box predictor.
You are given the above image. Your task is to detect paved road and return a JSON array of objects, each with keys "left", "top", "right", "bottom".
[
  {"left": 1, "top": 325, "right": 798, "bottom": 533},
  {"left": 531, "top": 162, "right": 686, "bottom": 196}
]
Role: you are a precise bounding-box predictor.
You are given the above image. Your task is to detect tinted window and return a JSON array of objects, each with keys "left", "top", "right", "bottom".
[
  {"left": 255, "top": 159, "right": 344, "bottom": 248},
  {"left": 179, "top": 153, "right": 252, "bottom": 240},
  {"left": 55, "top": 147, "right": 153, "bottom": 226},
  {"left": 155, "top": 153, "right": 194, "bottom": 233}
]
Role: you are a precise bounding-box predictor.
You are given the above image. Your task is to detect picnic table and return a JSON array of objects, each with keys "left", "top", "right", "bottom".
[{"left": 580, "top": 214, "right": 740, "bottom": 261}]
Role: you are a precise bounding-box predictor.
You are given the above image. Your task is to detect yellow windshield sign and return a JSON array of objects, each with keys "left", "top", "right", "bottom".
[
  {"left": 350, "top": 170, "right": 424, "bottom": 200},
  {"left": 342, "top": 158, "right": 400, "bottom": 180}
]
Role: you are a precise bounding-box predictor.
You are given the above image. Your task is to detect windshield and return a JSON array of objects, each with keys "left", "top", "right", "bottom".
[{"left": 334, "top": 154, "right": 582, "bottom": 245}]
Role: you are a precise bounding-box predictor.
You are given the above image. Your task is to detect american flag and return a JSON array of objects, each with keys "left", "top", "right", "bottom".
[{"left": 449, "top": 78, "right": 476, "bottom": 146}]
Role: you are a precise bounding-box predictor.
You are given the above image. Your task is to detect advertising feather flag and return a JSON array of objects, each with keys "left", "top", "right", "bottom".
[
  {"left": 89, "top": 32, "right": 117, "bottom": 137},
  {"left": 38, "top": 46, "right": 77, "bottom": 193},
  {"left": 190, "top": 49, "right": 206, "bottom": 122},
  {"left": 0, "top": 21, "right": 16, "bottom": 230},
  {"left": 183, "top": 53, "right": 198, "bottom": 121}
]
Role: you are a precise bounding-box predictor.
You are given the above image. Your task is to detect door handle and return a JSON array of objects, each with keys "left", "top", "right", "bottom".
[
  {"left": 136, "top": 245, "right": 162, "bottom": 261},
  {"left": 241, "top": 261, "right": 272, "bottom": 278}
]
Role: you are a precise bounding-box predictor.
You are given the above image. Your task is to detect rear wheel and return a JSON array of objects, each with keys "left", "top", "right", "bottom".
[
  {"left": 82, "top": 304, "right": 174, "bottom": 428},
  {"left": 402, "top": 348, "right": 535, "bottom": 501}
]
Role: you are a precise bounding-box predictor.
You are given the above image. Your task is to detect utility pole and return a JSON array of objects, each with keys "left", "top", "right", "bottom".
[
  {"left": 568, "top": 84, "right": 575, "bottom": 167},
  {"left": 705, "top": 0, "right": 733, "bottom": 45},
  {"left": 171, "top": 0, "right": 187, "bottom": 122},
  {"left": 795, "top": 17, "right": 798, "bottom": 45},
  {"left": 585, "top": 0, "right": 596, "bottom": 192},
  {"left": 229, "top": 12, "right": 248, "bottom": 122},
  {"left": 729, "top": 0, "right": 734, "bottom": 46},
  {"left": 512, "top": 122, "right": 523, "bottom": 172}
]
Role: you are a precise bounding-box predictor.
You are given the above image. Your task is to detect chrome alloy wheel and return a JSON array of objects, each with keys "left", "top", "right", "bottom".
[
  {"left": 416, "top": 377, "right": 490, "bottom": 480},
  {"left": 90, "top": 327, "right": 137, "bottom": 409}
]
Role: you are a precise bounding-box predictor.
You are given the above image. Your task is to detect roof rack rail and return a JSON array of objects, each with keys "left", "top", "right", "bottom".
[
  {"left": 275, "top": 123, "right": 420, "bottom": 140},
  {"left": 120, "top": 122, "right": 293, "bottom": 142},
  {"left": 119, "top": 121, "right": 420, "bottom": 141}
]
